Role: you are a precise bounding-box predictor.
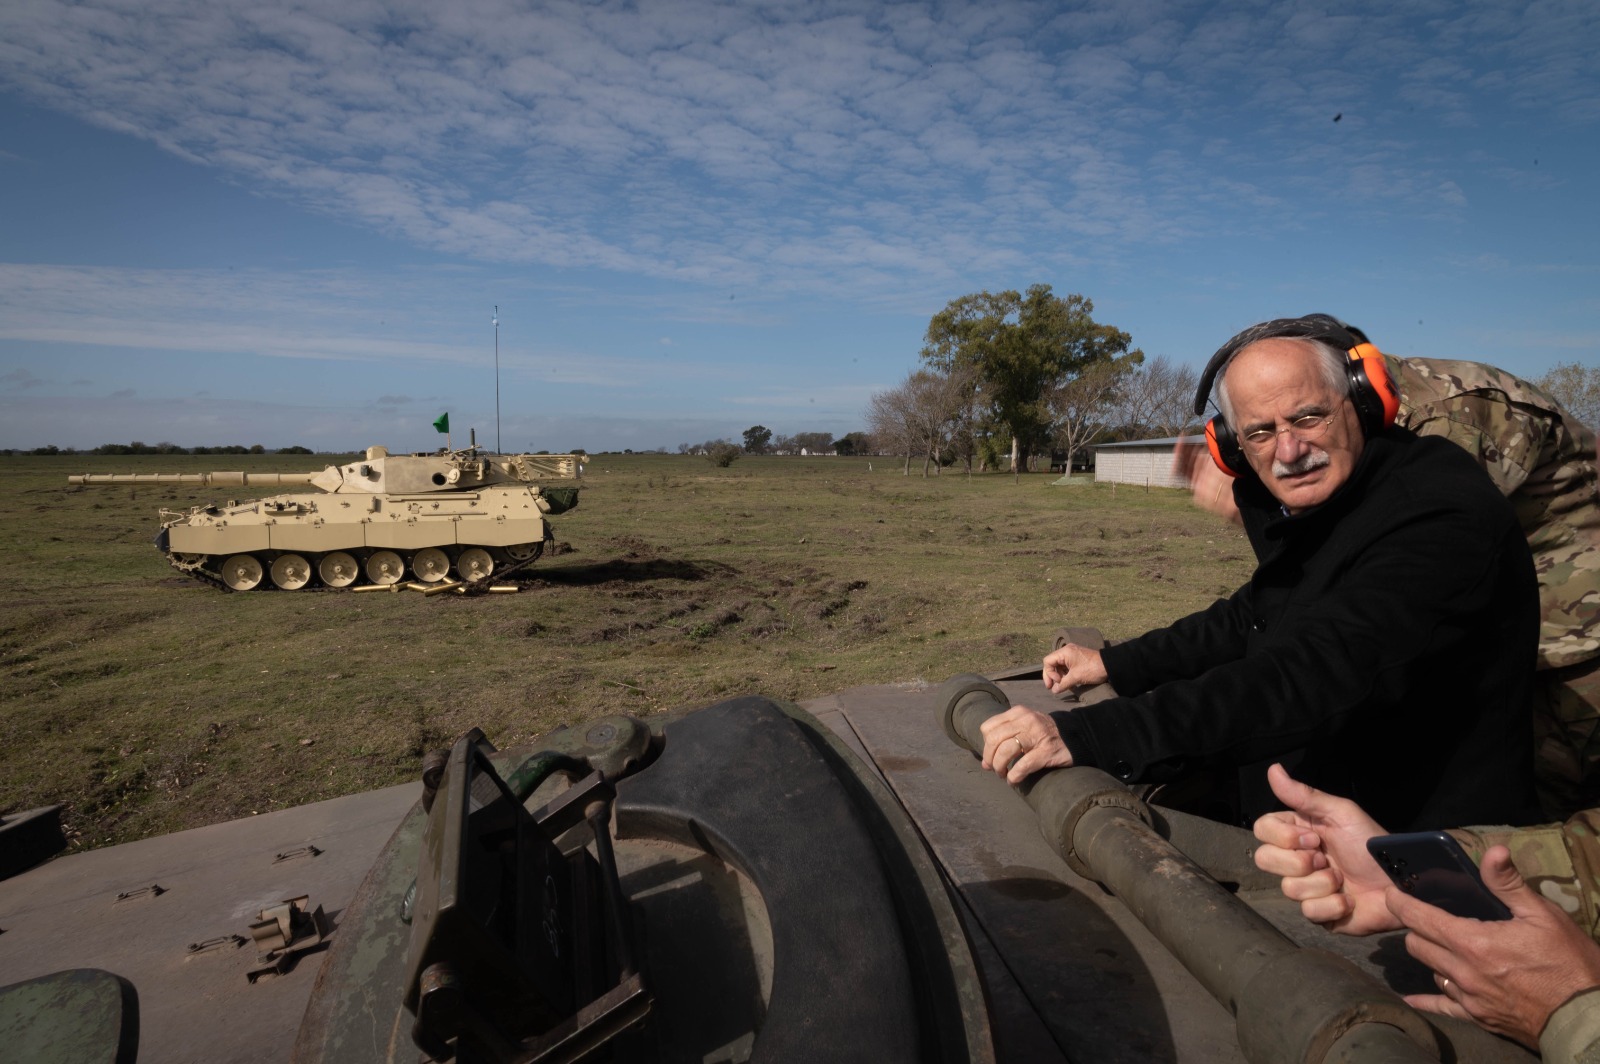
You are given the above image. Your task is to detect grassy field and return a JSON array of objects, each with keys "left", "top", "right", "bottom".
[{"left": 0, "top": 451, "right": 1255, "bottom": 850}]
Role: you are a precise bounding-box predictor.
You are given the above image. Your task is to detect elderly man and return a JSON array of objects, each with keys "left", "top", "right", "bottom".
[
  {"left": 981, "top": 316, "right": 1543, "bottom": 830},
  {"left": 1177, "top": 321, "right": 1600, "bottom": 819}
]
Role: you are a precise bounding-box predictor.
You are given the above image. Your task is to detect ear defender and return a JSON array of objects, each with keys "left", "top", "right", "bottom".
[
  {"left": 1193, "top": 315, "right": 1398, "bottom": 478},
  {"left": 1343, "top": 341, "right": 1399, "bottom": 438},
  {"left": 1205, "top": 414, "right": 1250, "bottom": 478}
]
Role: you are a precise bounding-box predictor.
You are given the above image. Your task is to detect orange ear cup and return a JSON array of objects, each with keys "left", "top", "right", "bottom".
[
  {"left": 1205, "top": 416, "right": 1247, "bottom": 478},
  {"left": 1347, "top": 342, "right": 1399, "bottom": 434}
]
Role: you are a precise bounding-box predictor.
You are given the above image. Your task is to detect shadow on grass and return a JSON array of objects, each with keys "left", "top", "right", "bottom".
[{"left": 532, "top": 557, "right": 736, "bottom": 586}]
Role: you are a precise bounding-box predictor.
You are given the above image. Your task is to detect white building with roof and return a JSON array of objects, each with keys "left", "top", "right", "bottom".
[{"left": 1090, "top": 436, "right": 1206, "bottom": 489}]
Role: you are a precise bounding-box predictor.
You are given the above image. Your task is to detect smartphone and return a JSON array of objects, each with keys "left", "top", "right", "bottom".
[{"left": 1366, "top": 831, "right": 1512, "bottom": 921}]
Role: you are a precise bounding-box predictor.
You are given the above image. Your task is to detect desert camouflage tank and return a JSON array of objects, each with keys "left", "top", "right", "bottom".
[{"left": 66, "top": 446, "right": 582, "bottom": 591}]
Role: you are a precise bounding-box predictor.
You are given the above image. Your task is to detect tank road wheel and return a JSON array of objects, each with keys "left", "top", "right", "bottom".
[
  {"left": 412, "top": 547, "right": 450, "bottom": 583},
  {"left": 318, "top": 551, "right": 360, "bottom": 588},
  {"left": 456, "top": 547, "right": 495, "bottom": 583},
  {"left": 270, "top": 553, "right": 314, "bottom": 590},
  {"left": 503, "top": 541, "right": 543, "bottom": 563},
  {"left": 366, "top": 550, "right": 406, "bottom": 585},
  {"left": 221, "top": 554, "right": 265, "bottom": 591}
]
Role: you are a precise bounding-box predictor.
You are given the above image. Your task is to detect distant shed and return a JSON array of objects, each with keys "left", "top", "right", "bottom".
[{"left": 1092, "top": 436, "right": 1204, "bottom": 489}]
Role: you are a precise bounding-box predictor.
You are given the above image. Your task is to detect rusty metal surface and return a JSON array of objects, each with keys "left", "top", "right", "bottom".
[{"left": 0, "top": 782, "right": 420, "bottom": 1064}]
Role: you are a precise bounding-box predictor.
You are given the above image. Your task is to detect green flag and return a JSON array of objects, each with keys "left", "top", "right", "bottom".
[{"left": 433, "top": 412, "right": 449, "bottom": 434}]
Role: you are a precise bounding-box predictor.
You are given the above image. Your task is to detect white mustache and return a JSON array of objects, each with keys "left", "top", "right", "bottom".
[{"left": 1273, "top": 450, "right": 1330, "bottom": 477}]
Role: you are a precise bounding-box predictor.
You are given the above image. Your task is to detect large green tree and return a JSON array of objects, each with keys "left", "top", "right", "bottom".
[
  {"left": 742, "top": 425, "right": 773, "bottom": 454},
  {"left": 921, "top": 285, "right": 1141, "bottom": 471}
]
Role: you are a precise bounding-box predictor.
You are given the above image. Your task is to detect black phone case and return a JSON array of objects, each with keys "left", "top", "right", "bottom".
[{"left": 1366, "top": 831, "right": 1512, "bottom": 921}]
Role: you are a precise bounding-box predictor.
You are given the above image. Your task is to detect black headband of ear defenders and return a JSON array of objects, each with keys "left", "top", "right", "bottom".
[{"left": 1192, "top": 314, "right": 1371, "bottom": 416}]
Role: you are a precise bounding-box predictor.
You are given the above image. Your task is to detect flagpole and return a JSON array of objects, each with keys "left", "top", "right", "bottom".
[{"left": 493, "top": 306, "right": 501, "bottom": 454}]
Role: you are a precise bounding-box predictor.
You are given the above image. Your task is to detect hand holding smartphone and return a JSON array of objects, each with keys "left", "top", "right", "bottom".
[{"left": 1366, "top": 831, "right": 1513, "bottom": 921}]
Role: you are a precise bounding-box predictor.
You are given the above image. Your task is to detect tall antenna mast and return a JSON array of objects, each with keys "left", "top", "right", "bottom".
[{"left": 493, "top": 305, "right": 501, "bottom": 454}]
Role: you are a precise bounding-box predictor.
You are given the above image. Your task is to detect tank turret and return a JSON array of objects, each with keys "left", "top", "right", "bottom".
[{"left": 67, "top": 446, "right": 582, "bottom": 591}]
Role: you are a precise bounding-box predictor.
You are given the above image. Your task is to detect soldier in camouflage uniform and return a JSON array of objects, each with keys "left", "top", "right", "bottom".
[{"left": 1389, "top": 355, "right": 1600, "bottom": 821}]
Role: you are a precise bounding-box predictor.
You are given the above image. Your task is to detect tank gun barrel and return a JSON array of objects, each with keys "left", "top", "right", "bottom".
[
  {"left": 68, "top": 471, "right": 319, "bottom": 487},
  {"left": 938, "top": 673, "right": 1444, "bottom": 1064}
]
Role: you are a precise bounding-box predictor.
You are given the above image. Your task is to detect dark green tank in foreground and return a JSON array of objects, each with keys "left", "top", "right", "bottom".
[{"left": 0, "top": 642, "right": 1539, "bottom": 1063}]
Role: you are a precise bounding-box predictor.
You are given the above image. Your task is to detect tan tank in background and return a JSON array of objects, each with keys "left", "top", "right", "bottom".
[{"left": 67, "top": 445, "right": 582, "bottom": 590}]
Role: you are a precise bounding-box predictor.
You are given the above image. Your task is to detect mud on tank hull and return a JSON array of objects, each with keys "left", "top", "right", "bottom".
[{"left": 155, "top": 483, "right": 557, "bottom": 590}]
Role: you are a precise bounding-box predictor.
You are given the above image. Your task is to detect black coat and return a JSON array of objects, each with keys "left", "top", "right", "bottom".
[{"left": 1053, "top": 429, "right": 1542, "bottom": 831}]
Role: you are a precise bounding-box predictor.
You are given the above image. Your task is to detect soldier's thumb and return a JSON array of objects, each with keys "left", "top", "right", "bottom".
[{"left": 1480, "top": 846, "right": 1534, "bottom": 909}]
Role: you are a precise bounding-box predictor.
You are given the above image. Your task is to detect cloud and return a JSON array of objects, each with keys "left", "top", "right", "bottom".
[
  {"left": 6, "top": 0, "right": 1586, "bottom": 301},
  {"left": 1, "top": 367, "right": 45, "bottom": 389},
  {"left": 0, "top": 263, "right": 718, "bottom": 378}
]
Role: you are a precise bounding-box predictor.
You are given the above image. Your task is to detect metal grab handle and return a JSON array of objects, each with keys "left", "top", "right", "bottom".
[{"left": 937, "top": 674, "right": 1442, "bottom": 1064}]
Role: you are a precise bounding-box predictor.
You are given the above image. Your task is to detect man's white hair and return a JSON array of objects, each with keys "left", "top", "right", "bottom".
[{"left": 1215, "top": 337, "right": 1349, "bottom": 430}]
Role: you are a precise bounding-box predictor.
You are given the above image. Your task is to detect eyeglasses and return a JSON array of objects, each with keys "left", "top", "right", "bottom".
[{"left": 1239, "top": 411, "right": 1337, "bottom": 454}]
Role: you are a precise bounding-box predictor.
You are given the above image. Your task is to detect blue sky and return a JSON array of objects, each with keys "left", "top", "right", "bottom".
[{"left": 1, "top": 0, "right": 1595, "bottom": 453}]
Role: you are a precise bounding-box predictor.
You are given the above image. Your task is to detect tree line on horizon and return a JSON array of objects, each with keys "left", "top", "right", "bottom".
[
  {"left": 4, "top": 442, "right": 317, "bottom": 457},
  {"left": 675, "top": 428, "right": 876, "bottom": 467},
  {"left": 868, "top": 285, "right": 1600, "bottom": 477}
]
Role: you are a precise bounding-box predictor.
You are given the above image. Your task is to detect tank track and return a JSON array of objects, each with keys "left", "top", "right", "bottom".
[
  {"left": 161, "top": 533, "right": 551, "bottom": 593},
  {"left": 165, "top": 551, "right": 232, "bottom": 592}
]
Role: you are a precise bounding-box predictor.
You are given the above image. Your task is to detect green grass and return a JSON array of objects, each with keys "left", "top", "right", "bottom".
[{"left": 0, "top": 452, "right": 1255, "bottom": 849}]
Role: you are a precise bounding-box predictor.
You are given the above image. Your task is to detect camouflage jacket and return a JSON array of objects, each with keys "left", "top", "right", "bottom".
[
  {"left": 1450, "top": 811, "right": 1600, "bottom": 942},
  {"left": 1391, "top": 356, "right": 1600, "bottom": 670}
]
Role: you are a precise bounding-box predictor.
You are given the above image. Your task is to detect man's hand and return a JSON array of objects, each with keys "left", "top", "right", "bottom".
[
  {"left": 1251, "top": 764, "right": 1400, "bottom": 935},
  {"left": 1172, "top": 439, "right": 1241, "bottom": 524},
  {"left": 978, "top": 706, "right": 1074, "bottom": 785},
  {"left": 1042, "top": 643, "right": 1109, "bottom": 696},
  {"left": 1391, "top": 846, "right": 1600, "bottom": 1049}
]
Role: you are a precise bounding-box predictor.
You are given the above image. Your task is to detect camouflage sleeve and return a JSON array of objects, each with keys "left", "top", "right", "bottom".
[
  {"left": 1541, "top": 986, "right": 1600, "bottom": 1064},
  {"left": 1389, "top": 356, "right": 1549, "bottom": 496},
  {"left": 1448, "top": 810, "right": 1600, "bottom": 941},
  {"left": 1392, "top": 355, "right": 1600, "bottom": 671}
]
